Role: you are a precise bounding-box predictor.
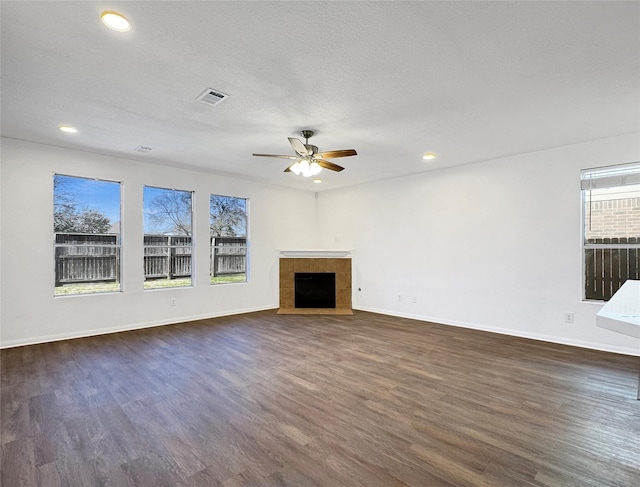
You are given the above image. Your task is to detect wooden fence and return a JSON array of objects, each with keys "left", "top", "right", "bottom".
[
  {"left": 211, "top": 237, "right": 247, "bottom": 276},
  {"left": 55, "top": 233, "right": 246, "bottom": 285},
  {"left": 143, "top": 235, "right": 192, "bottom": 280},
  {"left": 585, "top": 237, "right": 640, "bottom": 301},
  {"left": 54, "top": 233, "right": 638, "bottom": 298},
  {"left": 55, "top": 234, "right": 119, "bottom": 285}
]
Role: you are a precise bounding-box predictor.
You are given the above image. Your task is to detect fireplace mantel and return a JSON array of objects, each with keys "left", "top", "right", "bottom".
[{"left": 279, "top": 249, "right": 351, "bottom": 258}]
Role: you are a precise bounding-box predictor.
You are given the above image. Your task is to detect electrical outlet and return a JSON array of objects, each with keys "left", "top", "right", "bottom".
[
  {"left": 397, "top": 294, "right": 403, "bottom": 302},
  {"left": 171, "top": 298, "right": 176, "bottom": 307},
  {"left": 564, "top": 312, "right": 574, "bottom": 323},
  {"left": 412, "top": 296, "right": 417, "bottom": 303}
]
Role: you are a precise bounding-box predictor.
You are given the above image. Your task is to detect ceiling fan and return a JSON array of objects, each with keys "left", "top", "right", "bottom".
[{"left": 253, "top": 130, "right": 357, "bottom": 177}]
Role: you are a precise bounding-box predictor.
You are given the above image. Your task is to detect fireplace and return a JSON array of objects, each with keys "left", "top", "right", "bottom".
[
  {"left": 278, "top": 254, "right": 352, "bottom": 315},
  {"left": 295, "top": 273, "right": 336, "bottom": 308}
]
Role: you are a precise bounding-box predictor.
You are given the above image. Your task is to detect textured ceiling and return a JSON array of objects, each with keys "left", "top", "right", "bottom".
[{"left": 2, "top": 1, "right": 639, "bottom": 192}]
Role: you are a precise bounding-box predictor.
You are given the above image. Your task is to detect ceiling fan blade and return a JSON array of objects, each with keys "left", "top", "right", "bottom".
[
  {"left": 317, "top": 149, "right": 357, "bottom": 159},
  {"left": 283, "top": 165, "right": 292, "bottom": 172},
  {"left": 316, "top": 159, "right": 345, "bottom": 172},
  {"left": 252, "top": 153, "right": 299, "bottom": 160},
  {"left": 288, "top": 137, "right": 309, "bottom": 156}
]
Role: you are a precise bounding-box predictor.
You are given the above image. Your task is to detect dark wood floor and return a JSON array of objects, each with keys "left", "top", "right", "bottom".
[{"left": 1, "top": 310, "right": 639, "bottom": 486}]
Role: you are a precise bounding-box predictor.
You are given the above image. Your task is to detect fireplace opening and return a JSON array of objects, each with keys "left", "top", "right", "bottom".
[{"left": 295, "top": 273, "right": 336, "bottom": 308}]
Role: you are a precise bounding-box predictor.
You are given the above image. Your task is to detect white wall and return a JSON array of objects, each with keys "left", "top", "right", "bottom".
[
  {"left": 316, "top": 133, "right": 640, "bottom": 355},
  {"left": 3, "top": 135, "right": 640, "bottom": 355},
  {"left": 0, "top": 138, "right": 317, "bottom": 347}
]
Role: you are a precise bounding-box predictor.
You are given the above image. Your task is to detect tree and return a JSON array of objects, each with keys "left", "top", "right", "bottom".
[
  {"left": 54, "top": 175, "right": 112, "bottom": 233},
  {"left": 54, "top": 206, "right": 112, "bottom": 233},
  {"left": 210, "top": 195, "right": 246, "bottom": 237},
  {"left": 75, "top": 210, "right": 112, "bottom": 233},
  {"left": 147, "top": 190, "right": 192, "bottom": 236}
]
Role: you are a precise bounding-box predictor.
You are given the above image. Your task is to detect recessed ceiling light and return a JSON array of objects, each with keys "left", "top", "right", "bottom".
[
  {"left": 313, "top": 178, "right": 322, "bottom": 184},
  {"left": 101, "top": 11, "right": 131, "bottom": 32},
  {"left": 58, "top": 125, "right": 78, "bottom": 133},
  {"left": 423, "top": 153, "right": 437, "bottom": 160}
]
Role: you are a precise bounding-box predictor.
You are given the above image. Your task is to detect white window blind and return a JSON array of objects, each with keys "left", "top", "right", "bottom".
[{"left": 581, "top": 162, "right": 640, "bottom": 190}]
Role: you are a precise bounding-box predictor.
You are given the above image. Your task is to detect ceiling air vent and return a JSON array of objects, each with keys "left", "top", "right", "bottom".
[{"left": 196, "top": 88, "right": 229, "bottom": 106}]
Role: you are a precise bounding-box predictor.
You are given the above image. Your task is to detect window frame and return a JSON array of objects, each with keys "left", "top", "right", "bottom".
[
  {"left": 209, "top": 194, "right": 249, "bottom": 285},
  {"left": 53, "top": 173, "right": 123, "bottom": 296},
  {"left": 143, "top": 185, "right": 194, "bottom": 290},
  {"left": 581, "top": 162, "right": 640, "bottom": 301}
]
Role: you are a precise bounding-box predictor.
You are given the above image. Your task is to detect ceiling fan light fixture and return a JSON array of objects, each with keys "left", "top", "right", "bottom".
[
  {"left": 289, "top": 161, "right": 302, "bottom": 175},
  {"left": 298, "top": 158, "right": 316, "bottom": 177},
  {"left": 101, "top": 11, "right": 131, "bottom": 32},
  {"left": 310, "top": 161, "right": 322, "bottom": 176},
  {"left": 288, "top": 158, "right": 322, "bottom": 177}
]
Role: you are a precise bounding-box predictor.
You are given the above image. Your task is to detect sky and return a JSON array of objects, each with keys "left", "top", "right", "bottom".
[
  {"left": 54, "top": 176, "right": 186, "bottom": 234},
  {"left": 54, "top": 175, "right": 246, "bottom": 235},
  {"left": 54, "top": 174, "right": 121, "bottom": 223}
]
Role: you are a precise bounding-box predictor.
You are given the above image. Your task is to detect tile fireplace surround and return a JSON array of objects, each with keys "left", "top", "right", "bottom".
[{"left": 278, "top": 251, "right": 352, "bottom": 315}]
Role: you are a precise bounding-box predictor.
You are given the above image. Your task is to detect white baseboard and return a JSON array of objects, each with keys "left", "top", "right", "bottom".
[
  {"left": 0, "top": 305, "right": 278, "bottom": 349},
  {"left": 354, "top": 306, "right": 640, "bottom": 357}
]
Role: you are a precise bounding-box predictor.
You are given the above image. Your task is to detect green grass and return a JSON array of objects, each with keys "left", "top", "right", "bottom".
[
  {"left": 211, "top": 273, "right": 246, "bottom": 285},
  {"left": 144, "top": 278, "right": 192, "bottom": 289},
  {"left": 55, "top": 274, "right": 246, "bottom": 295},
  {"left": 54, "top": 282, "right": 121, "bottom": 295}
]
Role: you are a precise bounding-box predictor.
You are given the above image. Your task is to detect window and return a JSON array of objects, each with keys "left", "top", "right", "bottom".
[
  {"left": 53, "top": 174, "right": 121, "bottom": 295},
  {"left": 582, "top": 162, "right": 640, "bottom": 300},
  {"left": 210, "top": 194, "right": 248, "bottom": 284},
  {"left": 143, "top": 186, "right": 193, "bottom": 289}
]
